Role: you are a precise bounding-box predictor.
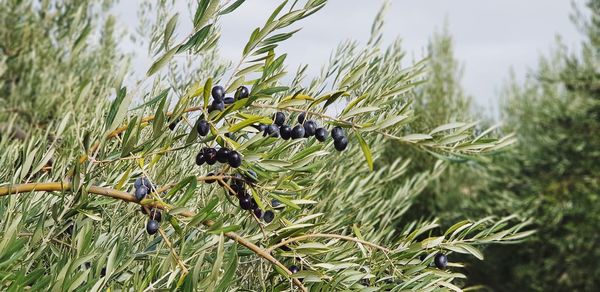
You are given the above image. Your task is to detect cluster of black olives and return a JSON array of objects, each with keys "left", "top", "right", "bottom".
[
  {"left": 206, "top": 171, "right": 276, "bottom": 224},
  {"left": 256, "top": 112, "right": 349, "bottom": 151},
  {"left": 134, "top": 177, "right": 162, "bottom": 235},
  {"left": 195, "top": 147, "right": 242, "bottom": 168},
  {"left": 208, "top": 85, "right": 249, "bottom": 113},
  {"left": 134, "top": 177, "right": 153, "bottom": 201}
]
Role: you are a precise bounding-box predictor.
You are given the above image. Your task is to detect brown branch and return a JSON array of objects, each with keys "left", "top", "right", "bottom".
[{"left": 0, "top": 182, "right": 306, "bottom": 291}]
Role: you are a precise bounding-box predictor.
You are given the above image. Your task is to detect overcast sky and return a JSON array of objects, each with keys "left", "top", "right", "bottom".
[{"left": 116, "top": 0, "right": 586, "bottom": 117}]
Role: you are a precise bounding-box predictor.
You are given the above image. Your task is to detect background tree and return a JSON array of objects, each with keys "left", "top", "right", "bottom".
[
  {"left": 457, "top": 0, "right": 600, "bottom": 290},
  {"left": 0, "top": 1, "right": 530, "bottom": 291}
]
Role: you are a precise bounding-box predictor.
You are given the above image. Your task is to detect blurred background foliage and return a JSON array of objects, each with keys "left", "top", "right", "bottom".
[
  {"left": 0, "top": 0, "right": 598, "bottom": 291},
  {"left": 390, "top": 0, "right": 600, "bottom": 291}
]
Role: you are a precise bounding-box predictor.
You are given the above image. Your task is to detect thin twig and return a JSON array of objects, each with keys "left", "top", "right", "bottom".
[{"left": 158, "top": 227, "right": 189, "bottom": 275}]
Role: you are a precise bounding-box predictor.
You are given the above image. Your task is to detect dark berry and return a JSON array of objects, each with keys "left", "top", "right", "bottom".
[
  {"left": 134, "top": 177, "right": 144, "bottom": 188},
  {"left": 419, "top": 254, "right": 427, "bottom": 261},
  {"left": 230, "top": 173, "right": 245, "bottom": 187},
  {"left": 235, "top": 86, "right": 249, "bottom": 100},
  {"left": 135, "top": 186, "right": 148, "bottom": 201},
  {"left": 289, "top": 265, "right": 300, "bottom": 274},
  {"left": 197, "top": 120, "right": 210, "bottom": 136},
  {"left": 273, "top": 112, "right": 285, "bottom": 126},
  {"left": 143, "top": 178, "right": 152, "bottom": 188},
  {"left": 245, "top": 170, "right": 258, "bottom": 183},
  {"left": 331, "top": 127, "right": 344, "bottom": 141},
  {"left": 434, "top": 253, "right": 448, "bottom": 270},
  {"left": 280, "top": 125, "right": 292, "bottom": 140},
  {"left": 263, "top": 210, "right": 275, "bottom": 223},
  {"left": 228, "top": 183, "right": 244, "bottom": 196},
  {"left": 254, "top": 123, "right": 267, "bottom": 132},
  {"left": 315, "top": 128, "right": 328, "bottom": 142},
  {"left": 271, "top": 199, "right": 283, "bottom": 208},
  {"left": 250, "top": 197, "right": 258, "bottom": 209},
  {"left": 291, "top": 125, "right": 305, "bottom": 139},
  {"left": 206, "top": 172, "right": 217, "bottom": 184},
  {"left": 209, "top": 100, "right": 224, "bottom": 112},
  {"left": 211, "top": 85, "right": 225, "bottom": 101},
  {"left": 216, "top": 148, "right": 231, "bottom": 163},
  {"left": 168, "top": 117, "right": 180, "bottom": 131},
  {"left": 297, "top": 112, "right": 306, "bottom": 124},
  {"left": 271, "top": 199, "right": 281, "bottom": 208},
  {"left": 195, "top": 151, "right": 206, "bottom": 166},
  {"left": 303, "top": 120, "right": 317, "bottom": 137},
  {"left": 149, "top": 209, "right": 162, "bottom": 222},
  {"left": 334, "top": 136, "right": 349, "bottom": 151},
  {"left": 264, "top": 124, "right": 279, "bottom": 138},
  {"left": 253, "top": 208, "right": 263, "bottom": 218},
  {"left": 146, "top": 219, "right": 159, "bottom": 235},
  {"left": 203, "top": 148, "right": 218, "bottom": 165},
  {"left": 223, "top": 97, "right": 234, "bottom": 105},
  {"left": 239, "top": 196, "right": 253, "bottom": 210},
  {"left": 228, "top": 151, "right": 242, "bottom": 168}
]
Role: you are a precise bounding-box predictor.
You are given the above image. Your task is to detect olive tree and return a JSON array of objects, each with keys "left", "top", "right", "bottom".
[{"left": 0, "top": 1, "right": 530, "bottom": 290}]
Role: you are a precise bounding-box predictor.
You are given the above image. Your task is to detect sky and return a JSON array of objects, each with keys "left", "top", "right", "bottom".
[{"left": 115, "top": 0, "right": 586, "bottom": 117}]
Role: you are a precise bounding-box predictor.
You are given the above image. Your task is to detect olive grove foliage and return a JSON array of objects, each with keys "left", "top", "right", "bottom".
[{"left": 1, "top": 0, "right": 530, "bottom": 291}]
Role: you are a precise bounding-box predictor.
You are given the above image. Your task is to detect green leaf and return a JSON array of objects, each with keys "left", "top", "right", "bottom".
[
  {"left": 261, "top": 30, "right": 300, "bottom": 47},
  {"left": 258, "top": 86, "right": 289, "bottom": 95},
  {"left": 430, "top": 122, "right": 467, "bottom": 135},
  {"left": 132, "top": 89, "right": 169, "bottom": 110},
  {"left": 228, "top": 116, "right": 268, "bottom": 132},
  {"left": 107, "top": 87, "right": 133, "bottom": 133},
  {"left": 171, "top": 176, "right": 198, "bottom": 206},
  {"left": 323, "top": 90, "right": 347, "bottom": 108},
  {"left": 194, "top": 0, "right": 218, "bottom": 28},
  {"left": 421, "top": 236, "right": 444, "bottom": 249},
  {"left": 152, "top": 96, "right": 167, "bottom": 138},
  {"left": 218, "top": 0, "right": 245, "bottom": 15},
  {"left": 147, "top": 47, "right": 177, "bottom": 76},
  {"left": 177, "top": 24, "right": 213, "bottom": 53},
  {"left": 457, "top": 243, "right": 484, "bottom": 260},
  {"left": 207, "top": 234, "right": 224, "bottom": 291},
  {"left": 270, "top": 194, "right": 301, "bottom": 210},
  {"left": 355, "top": 131, "right": 373, "bottom": 171},
  {"left": 376, "top": 115, "right": 409, "bottom": 130},
  {"left": 341, "top": 106, "right": 379, "bottom": 118},
  {"left": 401, "top": 134, "right": 433, "bottom": 142},
  {"left": 235, "top": 63, "right": 262, "bottom": 77},
  {"left": 163, "top": 13, "right": 179, "bottom": 50},
  {"left": 203, "top": 78, "right": 213, "bottom": 107},
  {"left": 215, "top": 245, "right": 238, "bottom": 291}
]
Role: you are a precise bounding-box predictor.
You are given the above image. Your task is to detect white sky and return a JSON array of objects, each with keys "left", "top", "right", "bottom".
[{"left": 115, "top": 0, "right": 586, "bottom": 117}]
